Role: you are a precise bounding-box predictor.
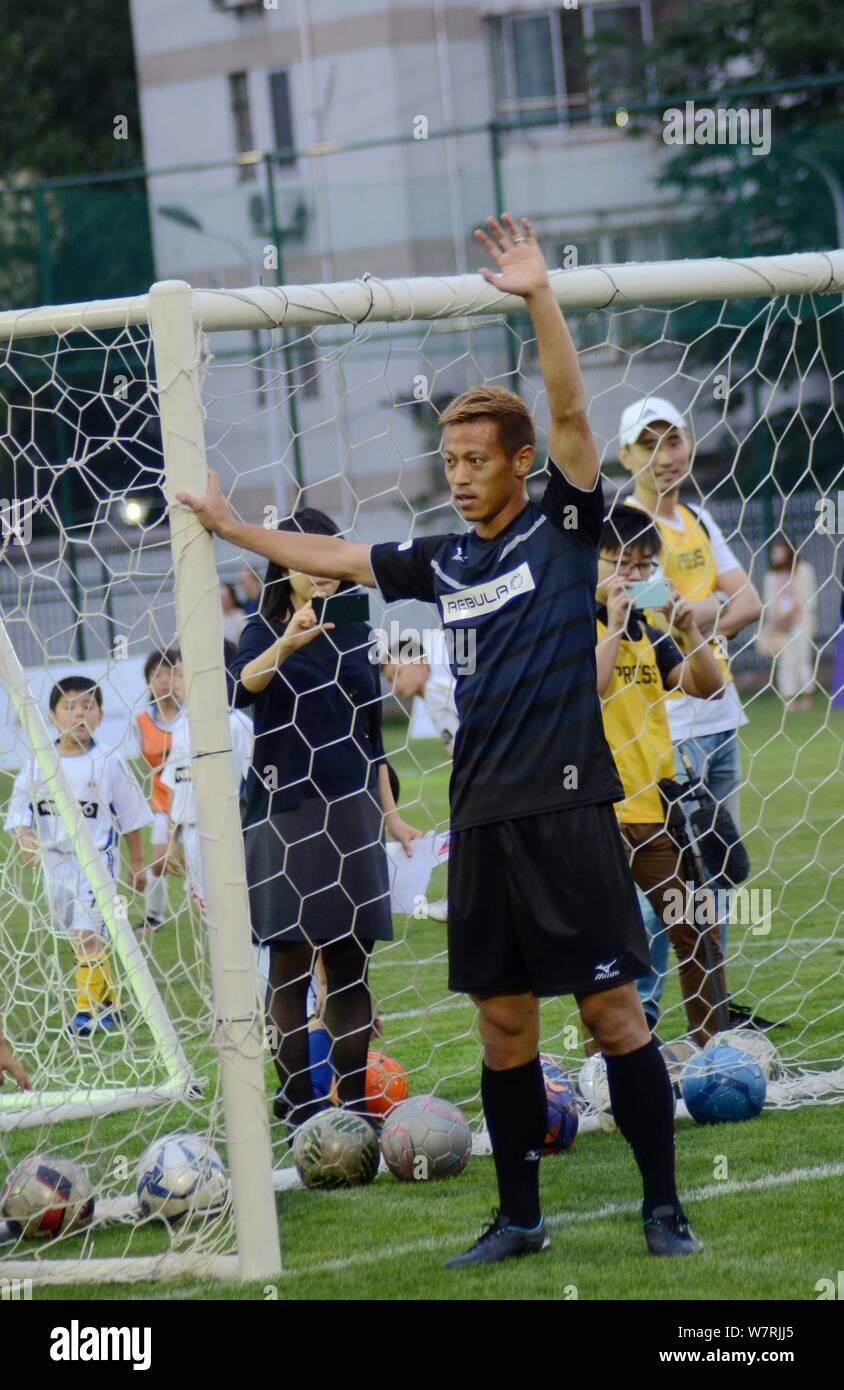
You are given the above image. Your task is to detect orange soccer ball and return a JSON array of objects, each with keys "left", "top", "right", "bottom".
[{"left": 365, "top": 1050, "right": 409, "bottom": 1116}]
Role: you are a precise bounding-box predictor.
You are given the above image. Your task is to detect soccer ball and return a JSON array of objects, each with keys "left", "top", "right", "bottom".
[
  {"left": 704, "top": 1028, "right": 782, "bottom": 1081},
  {"left": 293, "top": 1109, "right": 379, "bottom": 1189},
  {"left": 577, "top": 1055, "right": 611, "bottom": 1112},
  {"left": 577, "top": 1056, "right": 617, "bottom": 1130},
  {"left": 380, "top": 1095, "right": 471, "bottom": 1181},
  {"left": 1, "top": 1153, "right": 94, "bottom": 1239},
  {"left": 136, "top": 1133, "right": 229, "bottom": 1222},
  {"left": 681, "top": 1044, "right": 766, "bottom": 1124},
  {"left": 365, "top": 1049, "right": 410, "bottom": 1117},
  {"left": 539, "top": 1054, "right": 579, "bottom": 1154},
  {"left": 660, "top": 1038, "right": 702, "bottom": 1094}
]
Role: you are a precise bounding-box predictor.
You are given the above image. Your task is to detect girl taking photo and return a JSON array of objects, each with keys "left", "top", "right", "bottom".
[{"left": 230, "top": 510, "right": 421, "bottom": 1132}]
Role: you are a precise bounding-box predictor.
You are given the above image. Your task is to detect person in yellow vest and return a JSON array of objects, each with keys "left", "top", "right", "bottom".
[
  {"left": 618, "top": 397, "right": 763, "bottom": 1032},
  {"left": 132, "top": 648, "right": 184, "bottom": 931},
  {"left": 597, "top": 508, "right": 728, "bottom": 1044}
]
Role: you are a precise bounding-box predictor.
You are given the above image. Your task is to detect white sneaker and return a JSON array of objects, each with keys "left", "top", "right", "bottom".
[{"left": 426, "top": 899, "right": 448, "bottom": 923}]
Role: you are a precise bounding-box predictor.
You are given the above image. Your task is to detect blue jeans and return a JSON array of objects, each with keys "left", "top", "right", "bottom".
[{"left": 636, "top": 729, "right": 742, "bottom": 1029}]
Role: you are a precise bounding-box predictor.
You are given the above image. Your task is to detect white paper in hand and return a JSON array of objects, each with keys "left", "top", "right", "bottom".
[{"left": 385, "top": 830, "right": 451, "bottom": 915}]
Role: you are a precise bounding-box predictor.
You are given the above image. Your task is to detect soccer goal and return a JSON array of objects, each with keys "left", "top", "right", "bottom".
[{"left": 0, "top": 248, "right": 842, "bottom": 1285}]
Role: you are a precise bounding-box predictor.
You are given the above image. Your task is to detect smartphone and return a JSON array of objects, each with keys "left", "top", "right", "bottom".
[
  {"left": 311, "top": 592, "right": 370, "bottom": 625},
  {"left": 626, "top": 575, "right": 670, "bottom": 609}
]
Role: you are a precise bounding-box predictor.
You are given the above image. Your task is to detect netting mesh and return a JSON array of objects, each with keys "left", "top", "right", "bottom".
[{"left": 0, "top": 268, "right": 842, "bottom": 1278}]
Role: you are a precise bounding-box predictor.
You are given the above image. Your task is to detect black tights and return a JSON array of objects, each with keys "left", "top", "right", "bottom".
[{"left": 265, "top": 936, "right": 374, "bottom": 1119}]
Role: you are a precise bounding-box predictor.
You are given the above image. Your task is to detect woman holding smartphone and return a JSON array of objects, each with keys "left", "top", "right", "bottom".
[{"left": 230, "top": 510, "right": 421, "bottom": 1133}]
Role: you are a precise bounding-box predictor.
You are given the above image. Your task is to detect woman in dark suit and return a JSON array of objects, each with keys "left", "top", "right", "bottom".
[{"left": 230, "top": 509, "right": 421, "bottom": 1131}]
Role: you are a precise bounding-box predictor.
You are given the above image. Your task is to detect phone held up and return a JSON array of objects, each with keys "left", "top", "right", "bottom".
[
  {"left": 625, "top": 575, "right": 670, "bottom": 610},
  {"left": 311, "top": 592, "right": 370, "bottom": 626}
]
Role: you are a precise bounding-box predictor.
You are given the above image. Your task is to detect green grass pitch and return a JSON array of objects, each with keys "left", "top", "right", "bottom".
[{"left": 0, "top": 691, "right": 841, "bottom": 1301}]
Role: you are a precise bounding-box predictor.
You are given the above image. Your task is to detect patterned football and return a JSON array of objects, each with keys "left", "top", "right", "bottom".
[
  {"left": 136, "top": 1132, "right": 229, "bottom": 1222},
  {"left": 539, "top": 1054, "right": 579, "bottom": 1154},
  {"left": 293, "top": 1108, "right": 380, "bottom": 1189},
  {"left": 380, "top": 1095, "right": 471, "bottom": 1181},
  {"left": 682, "top": 1044, "right": 766, "bottom": 1124},
  {"left": 365, "top": 1049, "right": 410, "bottom": 1116},
  {"left": 1, "top": 1153, "right": 95, "bottom": 1239}
]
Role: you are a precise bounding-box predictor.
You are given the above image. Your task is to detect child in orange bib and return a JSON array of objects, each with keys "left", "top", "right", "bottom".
[{"left": 133, "top": 648, "right": 183, "bottom": 930}]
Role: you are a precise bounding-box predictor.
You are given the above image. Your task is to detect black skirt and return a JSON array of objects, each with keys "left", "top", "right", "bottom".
[{"left": 244, "top": 786, "right": 393, "bottom": 945}]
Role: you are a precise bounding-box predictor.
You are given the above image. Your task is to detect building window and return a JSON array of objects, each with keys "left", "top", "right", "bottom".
[
  {"left": 269, "top": 71, "right": 296, "bottom": 166},
  {"left": 488, "top": 3, "right": 652, "bottom": 126},
  {"left": 229, "top": 72, "right": 256, "bottom": 182},
  {"left": 590, "top": 3, "right": 649, "bottom": 101}
]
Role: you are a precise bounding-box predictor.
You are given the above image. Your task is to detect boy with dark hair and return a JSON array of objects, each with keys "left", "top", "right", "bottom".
[
  {"left": 597, "top": 508, "right": 728, "bottom": 1044},
  {"left": 6, "top": 675, "right": 151, "bottom": 1036}
]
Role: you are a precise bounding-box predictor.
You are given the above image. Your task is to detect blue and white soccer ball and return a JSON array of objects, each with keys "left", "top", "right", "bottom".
[
  {"left": 681, "top": 1044, "right": 766, "bottom": 1124},
  {"left": 576, "top": 1055, "right": 618, "bottom": 1131},
  {"left": 703, "top": 1028, "right": 782, "bottom": 1082},
  {"left": 136, "top": 1133, "right": 229, "bottom": 1223}
]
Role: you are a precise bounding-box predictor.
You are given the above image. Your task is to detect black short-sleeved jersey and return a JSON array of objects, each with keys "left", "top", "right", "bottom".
[{"left": 370, "top": 464, "right": 624, "bottom": 830}]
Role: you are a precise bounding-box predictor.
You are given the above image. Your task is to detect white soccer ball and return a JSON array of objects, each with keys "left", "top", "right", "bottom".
[
  {"left": 704, "top": 1029, "right": 782, "bottom": 1081},
  {"left": 577, "top": 1056, "right": 611, "bottom": 1112},
  {"left": 136, "top": 1133, "right": 229, "bottom": 1224},
  {"left": 1, "top": 1153, "right": 94, "bottom": 1239},
  {"left": 660, "top": 1038, "right": 702, "bottom": 1088}
]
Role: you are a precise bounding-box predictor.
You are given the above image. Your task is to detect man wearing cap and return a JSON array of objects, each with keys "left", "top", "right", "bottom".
[{"left": 617, "top": 398, "right": 762, "bottom": 1033}]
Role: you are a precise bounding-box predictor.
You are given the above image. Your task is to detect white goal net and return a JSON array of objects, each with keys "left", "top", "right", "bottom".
[{"left": 0, "top": 250, "right": 842, "bottom": 1283}]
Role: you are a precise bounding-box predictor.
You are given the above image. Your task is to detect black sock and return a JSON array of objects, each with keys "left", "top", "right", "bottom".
[
  {"left": 481, "top": 1057, "right": 546, "bottom": 1229},
  {"left": 604, "top": 1039, "right": 681, "bottom": 1221}
]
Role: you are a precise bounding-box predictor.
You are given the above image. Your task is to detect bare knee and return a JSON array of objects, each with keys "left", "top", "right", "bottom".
[
  {"left": 577, "top": 984, "right": 649, "bottom": 1057},
  {"left": 473, "top": 993, "right": 539, "bottom": 1070}
]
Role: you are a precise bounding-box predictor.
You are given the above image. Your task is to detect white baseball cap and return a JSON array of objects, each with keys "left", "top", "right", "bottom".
[{"left": 619, "top": 396, "right": 687, "bottom": 448}]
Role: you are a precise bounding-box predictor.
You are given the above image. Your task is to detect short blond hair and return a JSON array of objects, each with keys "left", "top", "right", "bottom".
[{"left": 438, "top": 386, "right": 535, "bottom": 459}]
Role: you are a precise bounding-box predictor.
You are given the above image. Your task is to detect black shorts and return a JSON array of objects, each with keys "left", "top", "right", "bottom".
[{"left": 447, "top": 802, "right": 650, "bottom": 998}]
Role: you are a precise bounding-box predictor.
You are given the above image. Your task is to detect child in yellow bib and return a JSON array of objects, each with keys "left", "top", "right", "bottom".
[{"left": 597, "top": 508, "right": 728, "bottom": 1044}]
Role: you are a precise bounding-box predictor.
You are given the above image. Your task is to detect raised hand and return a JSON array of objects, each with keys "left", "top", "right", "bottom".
[
  {"left": 279, "top": 603, "right": 335, "bottom": 655},
  {"left": 605, "top": 576, "right": 633, "bottom": 634},
  {"left": 0, "top": 1037, "right": 31, "bottom": 1090},
  {"left": 176, "top": 469, "right": 235, "bottom": 537},
  {"left": 385, "top": 811, "right": 425, "bottom": 858},
  {"left": 474, "top": 213, "right": 550, "bottom": 299},
  {"left": 663, "top": 586, "right": 704, "bottom": 649}
]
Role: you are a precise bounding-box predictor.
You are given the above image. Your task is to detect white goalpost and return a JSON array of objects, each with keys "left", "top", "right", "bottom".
[{"left": 0, "top": 247, "right": 842, "bottom": 1284}]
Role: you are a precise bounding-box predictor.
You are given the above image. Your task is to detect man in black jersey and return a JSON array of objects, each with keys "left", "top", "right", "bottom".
[{"left": 178, "top": 213, "right": 702, "bottom": 1266}]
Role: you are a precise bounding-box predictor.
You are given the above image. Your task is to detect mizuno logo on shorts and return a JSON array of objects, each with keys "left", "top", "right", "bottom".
[
  {"left": 594, "top": 958, "right": 620, "bottom": 981},
  {"left": 439, "top": 561, "right": 535, "bottom": 624}
]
